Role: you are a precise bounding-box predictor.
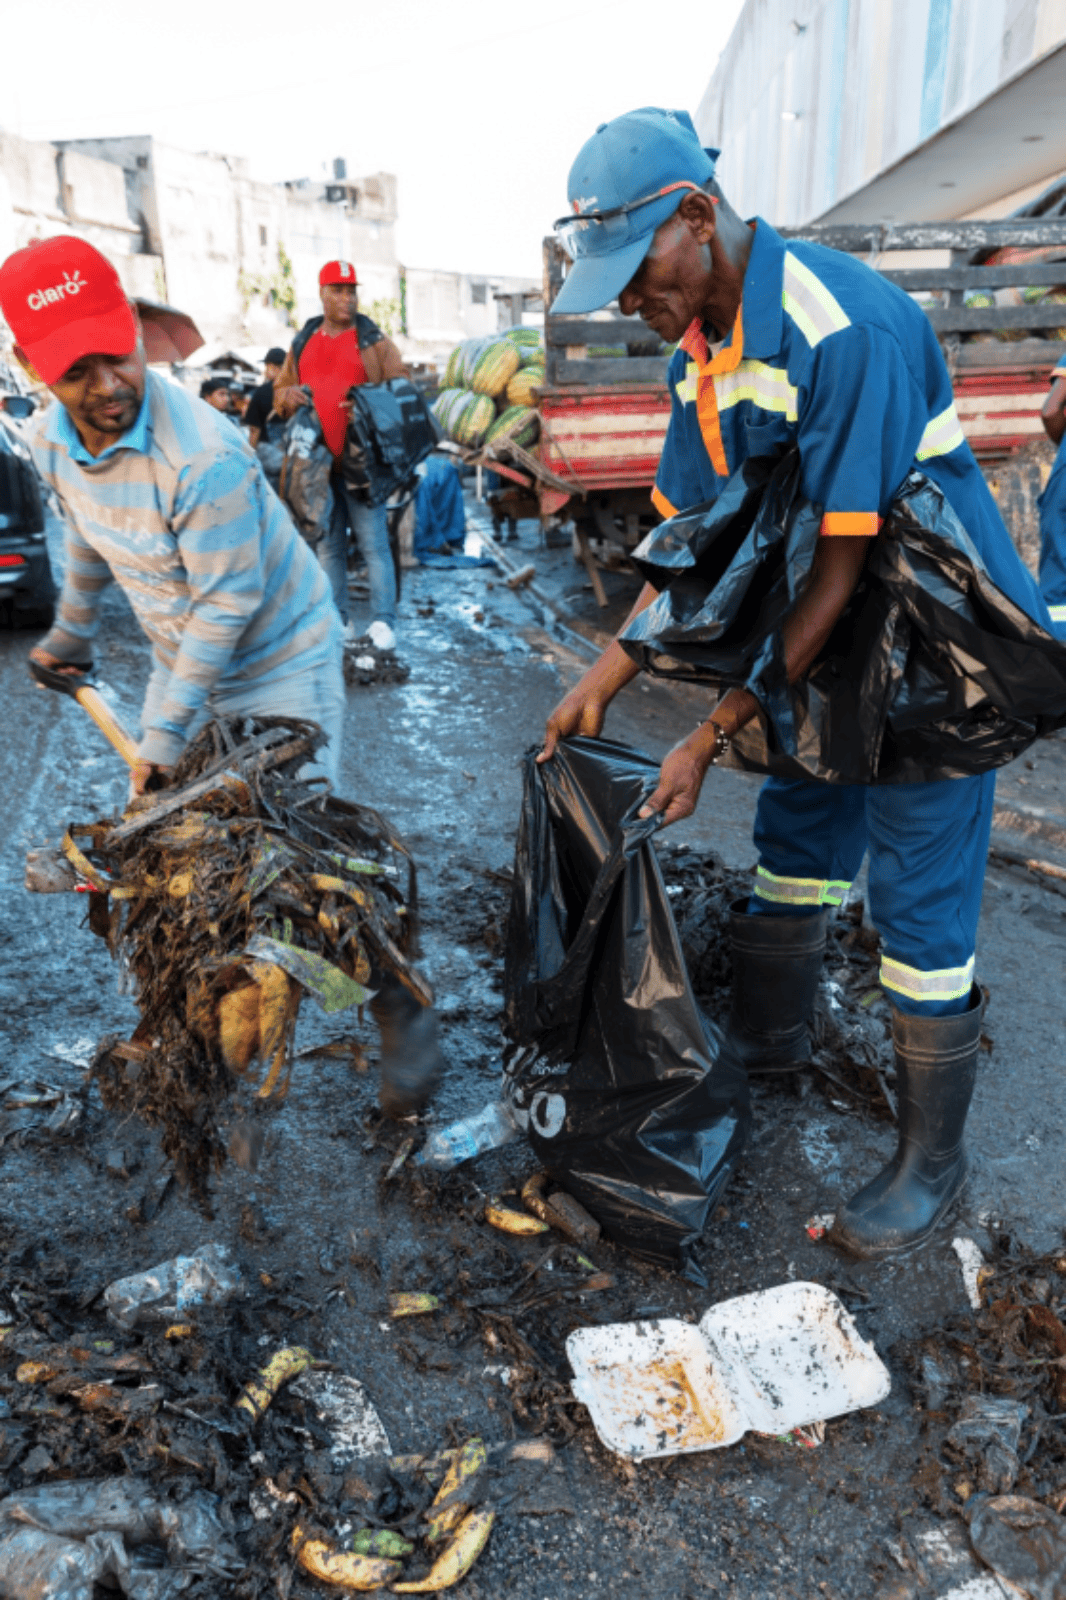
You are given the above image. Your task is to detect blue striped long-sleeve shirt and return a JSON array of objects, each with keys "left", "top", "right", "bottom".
[{"left": 32, "top": 371, "right": 339, "bottom": 766}]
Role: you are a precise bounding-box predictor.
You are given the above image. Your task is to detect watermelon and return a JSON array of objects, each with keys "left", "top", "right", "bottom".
[
  {"left": 506, "top": 365, "right": 545, "bottom": 408},
  {"left": 442, "top": 345, "right": 464, "bottom": 388},
  {"left": 457, "top": 338, "right": 491, "bottom": 387},
  {"left": 506, "top": 327, "right": 542, "bottom": 347},
  {"left": 453, "top": 392, "right": 496, "bottom": 447},
  {"left": 485, "top": 405, "right": 539, "bottom": 449},
  {"left": 432, "top": 388, "right": 470, "bottom": 434},
  {"left": 470, "top": 338, "right": 521, "bottom": 397}
]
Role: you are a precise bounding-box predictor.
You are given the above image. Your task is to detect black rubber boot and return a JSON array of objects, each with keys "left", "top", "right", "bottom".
[
  {"left": 720, "top": 900, "right": 828, "bottom": 1075},
  {"left": 830, "top": 985, "right": 983, "bottom": 1259},
  {"left": 371, "top": 976, "right": 444, "bottom": 1120}
]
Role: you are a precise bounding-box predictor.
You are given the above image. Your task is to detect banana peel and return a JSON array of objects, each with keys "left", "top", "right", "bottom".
[
  {"left": 425, "top": 1436, "right": 486, "bottom": 1543},
  {"left": 236, "top": 1344, "right": 313, "bottom": 1422},
  {"left": 388, "top": 1292, "right": 440, "bottom": 1319},
  {"left": 392, "top": 1507, "right": 495, "bottom": 1592},
  {"left": 484, "top": 1202, "right": 548, "bottom": 1237},
  {"left": 292, "top": 1527, "right": 402, "bottom": 1590},
  {"left": 217, "top": 963, "right": 301, "bottom": 1100}
]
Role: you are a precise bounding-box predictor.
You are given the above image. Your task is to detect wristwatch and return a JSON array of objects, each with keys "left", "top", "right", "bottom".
[{"left": 704, "top": 719, "right": 731, "bottom": 764}]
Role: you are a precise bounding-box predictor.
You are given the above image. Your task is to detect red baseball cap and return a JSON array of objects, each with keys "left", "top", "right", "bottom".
[
  {"left": 319, "top": 259, "right": 358, "bottom": 287},
  {"left": 0, "top": 236, "right": 137, "bottom": 385}
]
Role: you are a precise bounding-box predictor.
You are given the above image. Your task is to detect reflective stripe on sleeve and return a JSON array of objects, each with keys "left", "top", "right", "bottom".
[
  {"left": 782, "top": 254, "right": 851, "bottom": 347},
  {"left": 880, "top": 954, "right": 975, "bottom": 1003},
  {"left": 754, "top": 867, "right": 852, "bottom": 907},
  {"left": 820, "top": 512, "right": 881, "bottom": 537},
  {"left": 916, "top": 401, "right": 966, "bottom": 462},
  {"left": 1049, "top": 602, "right": 1066, "bottom": 623},
  {"left": 651, "top": 485, "right": 678, "bottom": 519}
]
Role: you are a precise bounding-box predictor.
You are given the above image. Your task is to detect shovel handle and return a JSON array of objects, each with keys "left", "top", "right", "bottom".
[{"left": 29, "top": 658, "right": 141, "bottom": 768}]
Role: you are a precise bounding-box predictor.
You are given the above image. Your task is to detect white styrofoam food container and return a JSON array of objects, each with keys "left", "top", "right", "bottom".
[{"left": 566, "top": 1280, "right": 891, "bottom": 1460}]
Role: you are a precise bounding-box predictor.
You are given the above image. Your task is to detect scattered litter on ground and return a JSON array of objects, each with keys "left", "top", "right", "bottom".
[
  {"left": 968, "top": 1493, "right": 1066, "bottom": 1598},
  {"left": 103, "top": 1243, "right": 242, "bottom": 1329},
  {"left": 953, "top": 1236, "right": 991, "bottom": 1311},
  {"left": 343, "top": 643, "right": 411, "bottom": 686},
  {"left": 806, "top": 1212, "right": 836, "bottom": 1240},
  {"left": 0, "top": 1078, "right": 83, "bottom": 1146},
  {"left": 946, "top": 1395, "right": 1029, "bottom": 1493}
]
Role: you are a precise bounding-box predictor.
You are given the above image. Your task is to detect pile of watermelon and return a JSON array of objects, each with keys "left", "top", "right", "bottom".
[{"left": 433, "top": 328, "right": 545, "bottom": 450}]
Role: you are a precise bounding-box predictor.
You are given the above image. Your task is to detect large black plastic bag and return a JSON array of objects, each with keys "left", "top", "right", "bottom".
[
  {"left": 341, "top": 378, "right": 440, "bottom": 506},
  {"left": 503, "top": 737, "right": 751, "bottom": 1280},
  {"left": 621, "top": 449, "right": 1066, "bottom": 783}
]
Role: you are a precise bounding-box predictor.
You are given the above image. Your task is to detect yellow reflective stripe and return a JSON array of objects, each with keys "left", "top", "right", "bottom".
[
  {"left": 916, "top": 401, "right": 966, "bottom": 462},
  {"left": 676, "top": 360, "right": 699, "bottom": 405},
  {"left": 782, "top": 253, "right": 850, "bottom": 347},
  {"left": 880, "top": 954, "right": 974, "bottom": 1003},
  {"left": 754, "top": 867, "right": 851, "bottom": 907},
  {"left": 715, "top": 359, "right": 799, "bottom": 422},
  {"left": 1049, "top": 603, "right": 1066, "bottom": 623}
]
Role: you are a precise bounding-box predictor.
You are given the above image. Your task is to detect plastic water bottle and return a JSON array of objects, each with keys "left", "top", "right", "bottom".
[{"left": 416, "top": 1100, "right": 517, "bottom": 1170}]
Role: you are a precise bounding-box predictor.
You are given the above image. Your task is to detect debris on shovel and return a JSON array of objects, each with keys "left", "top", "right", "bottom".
[{"left": 47, "top": 715, "right": 429, "bottom": 1200}]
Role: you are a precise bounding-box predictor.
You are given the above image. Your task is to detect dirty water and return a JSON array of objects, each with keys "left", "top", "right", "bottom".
[{"left": 0, "top": 510, "right": 1064, "bottom": 1597}]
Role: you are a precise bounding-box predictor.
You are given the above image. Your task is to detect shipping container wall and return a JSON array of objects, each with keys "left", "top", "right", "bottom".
[{"left": 696, "top": 0, "right": 1066, "bottom": 226}]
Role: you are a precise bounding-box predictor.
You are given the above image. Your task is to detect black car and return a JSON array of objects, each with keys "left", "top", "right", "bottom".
[{"left": 0, "top": 395, "right": 56, "bottom": 627}]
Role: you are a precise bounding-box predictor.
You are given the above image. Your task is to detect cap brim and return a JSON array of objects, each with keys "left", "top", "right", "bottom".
[
  {"left": 551, "top": 232, "right": 653, "bottom": 315},
  {"left": 25, "top": 302, "right": 138, "bottom": 386}
]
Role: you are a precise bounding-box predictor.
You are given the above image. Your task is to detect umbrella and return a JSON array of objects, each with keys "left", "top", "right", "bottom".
[{"left": 133, "top": 299, "right": 205, "bottom": 365}]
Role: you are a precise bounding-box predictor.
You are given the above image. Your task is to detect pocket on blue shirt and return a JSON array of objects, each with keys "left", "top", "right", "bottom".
[{"left": 743, "top": 419, "right": 789, "bottom": 461}]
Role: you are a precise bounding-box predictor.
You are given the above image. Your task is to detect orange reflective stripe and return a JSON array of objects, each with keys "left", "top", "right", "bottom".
[
  {"left": 820, "top": 512, "right": 881, "bottom": 537},
  {"left": 688, "top": 305, "right": 745, "bottom": 479},
  {"left": 651, "top": 485, "right": 678, "bottom": 519}
]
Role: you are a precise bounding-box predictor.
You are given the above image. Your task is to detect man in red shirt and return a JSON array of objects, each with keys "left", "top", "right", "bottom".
[{"left": 274, "top": 261, "right": 408, "bottom": 648}]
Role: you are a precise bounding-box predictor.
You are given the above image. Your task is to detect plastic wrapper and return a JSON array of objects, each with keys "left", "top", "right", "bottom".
[
  {"left": 968, "top": 1494, "right": 1066, "bottom": 1598},
  {"left": 341, "top": 378, "right": 439, "bottom": 506},
  {"left": 502, "top": 737, "right": 750, "bottom": 1280},
  {"left": 622, "top": 449, "right": 1066, "bottom": 784},
  {"left": 103, "top": 1243, "right": 242, "bottom": 1330},
  {"left": 279, "top": 405, "right": 332, "bottom": 546},
  {"left": 0, "top": 1477, "right": 238, "bottom": 1599}
]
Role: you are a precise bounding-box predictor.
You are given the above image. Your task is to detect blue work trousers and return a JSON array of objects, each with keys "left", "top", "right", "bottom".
[
  {"left": 1038, "top": 445, "right": 1066, "bottom": 630},
  {"left": 748, "top": 772, "right": 996, "bottom": 1016},
  {"left": 320, "top": 479, "right": 397, "bottom": 629}
]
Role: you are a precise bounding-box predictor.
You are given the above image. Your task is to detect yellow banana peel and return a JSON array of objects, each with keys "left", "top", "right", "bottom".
[
  {"left": 388, "top": 1292, "right": 441, "bottom": 1319},
  {"left": 292, "top": 1528, "right": 402, "bottom": 1590},
  {"left": 16, "top": 1360, "right": 59, "bottom": 1384},
  {"left": 425, "top": 1436, "right": 486, "bottom": 1543},
  {"left": 392, "top": 1508, "right": 495, "bottom": 1592},
  {"left": 236, "top": 1345, "right": 313, "bottom": 1422},
  {"left": 485, "top": 1202, "right": 548, "bottom": 1236}
]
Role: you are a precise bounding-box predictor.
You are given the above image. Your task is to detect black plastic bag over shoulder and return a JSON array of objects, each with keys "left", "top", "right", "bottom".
[
  {"left": 503, "top": 737, "right": 751, "bottom": 1280},
  {"left": 621, "top": 450, "right": 1066, "bottom": 784},
  {"left": 341, "top": 378, "right": 441, "bottom": 506}
]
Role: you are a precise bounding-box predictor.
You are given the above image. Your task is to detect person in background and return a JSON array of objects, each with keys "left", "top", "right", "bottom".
[
  {"left": 199, "top": 375, "right": 233, "bottom": 414},
  {"left": 245, "top": 347, "right": 287, "bottom": 448},
  {"left": 230, "top": 385, "right": 252, "bottom": 422},
  {"left": 273, "top": 261, "right": 407, "bottom": 650},
  {"left": 1038, "top": 355, "right": 1066, "bottom": 628}
]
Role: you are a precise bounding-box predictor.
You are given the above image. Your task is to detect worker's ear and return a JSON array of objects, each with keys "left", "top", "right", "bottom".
[
  {"left": 11, "top": 345, "right": 45, "bottom": 386},
  {"left": 678, "top": 191, "right": 718, "bottom": 247}
]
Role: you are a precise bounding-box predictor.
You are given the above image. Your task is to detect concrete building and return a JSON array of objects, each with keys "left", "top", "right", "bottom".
[
  {"left": 697, "top": 0, "right": 1066, "bottom": 225},
  {"left": 401, "top": 267, "right": 541, "bottom": 365},
  {"left": 0, "top": 130, "right": 402, "bottom": 350}
]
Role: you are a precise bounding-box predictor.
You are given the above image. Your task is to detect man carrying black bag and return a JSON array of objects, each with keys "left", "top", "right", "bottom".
[{"left": 540, "top": 108, "right": 1061, "bottom": 1261}]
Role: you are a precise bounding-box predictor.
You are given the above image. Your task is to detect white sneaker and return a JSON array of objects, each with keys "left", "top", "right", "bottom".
[{"left": 367, "top": 620, "right": 397, "bottom": 652}]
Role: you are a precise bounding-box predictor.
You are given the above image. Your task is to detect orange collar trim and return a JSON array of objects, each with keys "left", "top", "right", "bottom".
[{"left": 678, "top": 306, "right": 745, "bottom": 375}]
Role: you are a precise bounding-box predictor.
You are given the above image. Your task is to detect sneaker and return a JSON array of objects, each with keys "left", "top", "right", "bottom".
[{"left": 367, "top": 620, "right": 397, "bottom": 652}]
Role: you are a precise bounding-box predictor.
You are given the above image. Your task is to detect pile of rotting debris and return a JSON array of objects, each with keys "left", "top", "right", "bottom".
[
  {"left": 0, "top": 1234, "right": 565, "bottom": 1598},
  {"left": 56, "top": 716, "right": 428, "bottom": 1202}
]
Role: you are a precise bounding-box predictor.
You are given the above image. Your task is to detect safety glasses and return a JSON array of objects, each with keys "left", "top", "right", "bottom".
[{"left": 553, "top": 180, "right": 707, "bottom": 258}]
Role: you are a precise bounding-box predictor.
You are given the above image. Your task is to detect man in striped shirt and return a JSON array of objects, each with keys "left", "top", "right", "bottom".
[
  {"left": 0, "top": 235, "right": 443, "bottom": 1120},
  {"left": 541, "top": 109, "right": 1056, "bottom": 1261},
  {"left": 0, "top": 236, "right": 343, "bottom": 790}
]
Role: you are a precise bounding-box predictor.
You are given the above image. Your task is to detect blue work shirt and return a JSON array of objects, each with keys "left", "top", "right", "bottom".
[{"left": 653, "top": 218, "right": 1055, "bottom": 631}]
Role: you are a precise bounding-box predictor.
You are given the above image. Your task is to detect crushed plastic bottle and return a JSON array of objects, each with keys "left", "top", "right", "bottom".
[
  {"left": 103, "top": 1243, "right": 242, "bottom": 1329},
  {"left": 416, "top": 1100, "right": 517, "bottom": 1170}
]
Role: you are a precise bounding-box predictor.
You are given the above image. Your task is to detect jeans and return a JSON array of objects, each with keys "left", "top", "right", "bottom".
[
  {"left": 320, "top": 479, "right": 397, "bottom": 629},
  {"left": 141, "top": 647, "right": 346, "bottom": 788}
]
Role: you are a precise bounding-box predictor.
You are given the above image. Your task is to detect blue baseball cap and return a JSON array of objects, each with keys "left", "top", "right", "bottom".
[{"left": 552, "top": 108, "right": 719, "bottom": 315}]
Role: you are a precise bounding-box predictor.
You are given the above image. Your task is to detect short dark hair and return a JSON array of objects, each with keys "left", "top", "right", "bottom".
[
  {"left": 264, "top": 347, "right": 286, "bottom": 366},
  {"left": 200, "top": 376, "right": 229, "bottom": 397}
]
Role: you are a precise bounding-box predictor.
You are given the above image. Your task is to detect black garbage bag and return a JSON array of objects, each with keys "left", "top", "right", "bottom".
[
  {"left": 503, "top": 737, "right": 751, "bottom": 1280},
  {"left": 279, "top": 404, "right": 332, "bottom": 548},
  {"left": 622, "top": 449, "right": 1066, "bottom": 783},
  {"left": 341, "top": 378, "right": 440, "bottom": 507}
]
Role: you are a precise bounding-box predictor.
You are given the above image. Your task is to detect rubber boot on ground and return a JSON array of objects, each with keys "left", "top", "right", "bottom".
[
  {"left": 720, "top": 900, "right": 828, "bottom": 1075},
  {"left": 830, "top": 985, "right": 983, "bottom": 1259},
  {"left": 371, "top": 976, "right": 444, "bottom": 1119}
]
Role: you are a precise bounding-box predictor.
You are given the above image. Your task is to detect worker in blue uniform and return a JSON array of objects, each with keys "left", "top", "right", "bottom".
[
  {"left": 1039, "top": 357, "right": 1066, "bottom": 628},
  {"left": 540, "top": 108, "right": 1061, "bottom": 1260}
]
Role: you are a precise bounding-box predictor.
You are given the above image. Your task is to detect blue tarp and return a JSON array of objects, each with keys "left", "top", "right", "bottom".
[{"left": 414, "top": 456, "right": 466, "bottom": 560}]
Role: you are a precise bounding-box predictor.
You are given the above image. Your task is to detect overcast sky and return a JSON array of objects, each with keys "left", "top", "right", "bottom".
[{"left": 0, "top": 0, "right": 744, "bottom": 279}]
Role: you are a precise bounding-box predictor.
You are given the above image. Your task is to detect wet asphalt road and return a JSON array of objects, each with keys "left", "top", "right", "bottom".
[{"left": 0, "top": 502, "right": 1064, "bottom": 1598}]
